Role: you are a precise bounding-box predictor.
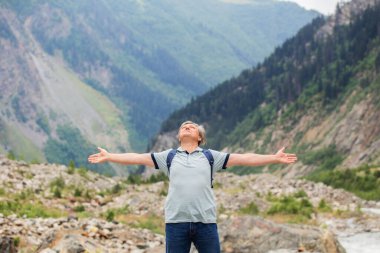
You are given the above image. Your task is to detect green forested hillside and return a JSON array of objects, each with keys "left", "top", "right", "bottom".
[{"left": 158, "top": 2, "right": 380, "bottom": 174}]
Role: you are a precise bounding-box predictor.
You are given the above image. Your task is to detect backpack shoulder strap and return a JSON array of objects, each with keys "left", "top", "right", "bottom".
[
  {"left": 166, "top": 149, "right": 177, "bottom": 175},
  {"left": 202, "top": 149, "right": 215, "bottom": 188}
]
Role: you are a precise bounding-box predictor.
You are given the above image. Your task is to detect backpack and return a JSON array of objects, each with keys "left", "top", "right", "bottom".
[{"left": 166, "top": 149, "right": 215, "bottom": 188}]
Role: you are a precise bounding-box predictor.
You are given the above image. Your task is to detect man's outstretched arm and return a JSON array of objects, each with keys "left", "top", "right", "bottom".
[
  {"left": 226, "top": 147, "right": 297, "bottom": 167},
  {"left": 88, "top": 147, "right": 154, "bottom": 167}
]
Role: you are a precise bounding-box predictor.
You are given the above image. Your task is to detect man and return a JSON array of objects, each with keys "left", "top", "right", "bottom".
[{"left": 88, "top": 121, "right": 297, "bottom": 253}]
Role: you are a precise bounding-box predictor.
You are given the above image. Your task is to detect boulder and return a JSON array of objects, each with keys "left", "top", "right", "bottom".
[
  {"left": 37, "top": 231, "right": 105, "bottom": 253},
  {"left": 0, "top": 237, "right": 17, "bottom": 253},
  {"left": 218, "top": 216, "right": 346, "bottom": 253}
]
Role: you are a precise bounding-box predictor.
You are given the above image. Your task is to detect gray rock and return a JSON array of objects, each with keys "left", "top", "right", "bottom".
[
  {"left": 219, "top": 216, "right": 345, "bottom": 253},
  {"left": 0, "top": 237, "right": 17, "bottom": 253},
  {"left": 40, "top": 249, "right": 58, "bottom": 253}
]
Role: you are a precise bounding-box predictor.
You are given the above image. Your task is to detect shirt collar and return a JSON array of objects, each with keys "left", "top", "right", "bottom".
[{"left": 177, "top": 146, "right": 203, "bottom": 153}]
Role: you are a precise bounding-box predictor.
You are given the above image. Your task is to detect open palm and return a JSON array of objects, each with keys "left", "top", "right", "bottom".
[
  {"left": 88, "top": 147, "right": 109, "bottom": 164},
  {"left": 275, "top": 147, "right": 297, "bottom": 164}
]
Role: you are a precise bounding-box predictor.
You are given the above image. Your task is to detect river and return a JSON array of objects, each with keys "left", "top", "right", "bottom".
[{"left": 338, "top": 232, "right": 380, "bottom": 253}]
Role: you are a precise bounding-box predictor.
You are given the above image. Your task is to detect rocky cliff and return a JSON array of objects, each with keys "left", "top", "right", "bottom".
[{"left": 0, "top": 7, "right": 130, "bottom": 175}]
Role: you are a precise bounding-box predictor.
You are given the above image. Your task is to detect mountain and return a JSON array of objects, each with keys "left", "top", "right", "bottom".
[
  {"left": 0, "top": 0, "right": 318, "bottom": 173},
  {"left": 151, "top": 0, "right": 380, "bottom": 177}
]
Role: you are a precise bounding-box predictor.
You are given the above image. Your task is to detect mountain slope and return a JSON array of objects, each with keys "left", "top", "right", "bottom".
[
  {"left": 152, "top": 0, "right": 380, "bottom": 177},
  {"left": 0, "top": 0, "right": 318, "bottom": 173},
  {"left": 0, "top": 0, "right": 318, "bottom": 154},
  {"left": 0, "top": 8, "right": 129, "bottom": 174}
]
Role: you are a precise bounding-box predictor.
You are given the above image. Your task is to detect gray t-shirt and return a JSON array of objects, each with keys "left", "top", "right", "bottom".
[{"left": 151, "top": 147, "right": 229, "bottom": 223}]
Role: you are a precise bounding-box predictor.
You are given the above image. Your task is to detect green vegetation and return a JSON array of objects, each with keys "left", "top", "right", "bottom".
[
  {"left": 130, "top": 214, "right": 164, "bottom": 235},
  {"left": 212, "top": 181, "right": 222, "bottom": 189},
  {"left": 159, "top": 181, "right": 169, "bottom": 196},
  {"left": 7, "top": 151, "right": 16, "bottom": 160},
  {"left": 73, "top": 188, "right": 82, "bottom": 197},
  {"left": 230, "top": 166, "right": 265, "bottom": 176},
  {"left": 318, "top": 199, "right": 332, "bottom": 212},
  {"left": 302, "top": 145, "right": 344, "bottom": 171},
  {"left": 307, "top": 164, "right": 380, "bottom": 200},
  {"left": 53, "top": 188, "right": 61, "bottom": 198},
  {"left": 103, "top": 205, "right": 130, "bottom": 222},
  {"left": 77, "top": 167, "right": 89, "bottom": 179},
  {"left": 105, "top": 210, "right": 115, "bottom": 222},
  {"left": 218, "top": 204, "right": 226, "bottom": 214},
  {"left": 238, "top": 202, "right": 259, "bottom": 215},
  {"left": 0, "top": 200, "right": 65, "bottom": 218},
  {"left": 44, "top": 124, "right": 113, "bottom": 175},
  {"left": 16, "top": 189, "right": 35, "bottom": 201},
  {"left": 125, "top": 172, "right": 168, "bottom": 185},
  {"left": 97, "top": 183, "right": 126, "bottom": 197},
  {"left": 13, "top": 237, "right": 20, "bottom": 248},
  {"left": 293, "top": 189, "right": 308, "bottom": 198},
  {"left": 50, "top": 176, "right": 65, "bottom": 198},
  {"left": 67, "top": 161, "right": 75, "bottom": 174},
  {"left": 11, "top": 96, "right": 27, "bottom": 123},
  {"left": 50, "top": 176, "right": 65, "bottom": 189},
  {"left": 0, "top": 122, "right": 44, "bottom": 163},
  {"left": 264, "top": 190, "right": 315, "bottom": 223},
  {"left": 0, "top": 187, "right": 65, "bottom": 218},
  {"left": 36, "top": 112, "right": 51, "bottom": 135},
  {"left": 111, "top": 184, "right": 122, "bottom": 194},
  {"left": 267, "top": 195, "right": 313, "bottom": 222},
  {"left": 73, "top": 205, "right": 85, "bottom": 212}
]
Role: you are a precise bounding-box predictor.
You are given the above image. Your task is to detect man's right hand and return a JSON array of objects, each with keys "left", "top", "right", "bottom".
[{"left": 88, "top": 147, "right": 109, "bottom": 164}]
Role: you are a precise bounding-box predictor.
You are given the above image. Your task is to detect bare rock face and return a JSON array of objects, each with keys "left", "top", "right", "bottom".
[
  {"left": 143, "top": 130, "right": 178, "bottom": 178},
  {"left": 149, "top": 130, "right": 178, "bottom": 152},
  {"left": 218, "top": 216, "right": 345, "bottom": 253},
  {"left": 316, "top": 0, "right": 380, "bottom": 40},
  {"left": 38, "top": 232, "right": 102, "bottom": 253}
]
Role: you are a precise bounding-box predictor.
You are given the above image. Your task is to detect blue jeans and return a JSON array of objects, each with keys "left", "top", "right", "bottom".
[{"left": 165, "top": 222, "right": 221, "bottom": 253}]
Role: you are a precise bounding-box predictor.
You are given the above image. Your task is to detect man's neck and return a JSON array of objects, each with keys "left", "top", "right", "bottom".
[{"left": 180, "top": 142, "right": 199, "bottom": 153}]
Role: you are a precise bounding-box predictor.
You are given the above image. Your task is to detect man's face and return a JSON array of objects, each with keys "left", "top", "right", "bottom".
[{"left": 179, "top": 123, "right": 200, "bottom": 142}]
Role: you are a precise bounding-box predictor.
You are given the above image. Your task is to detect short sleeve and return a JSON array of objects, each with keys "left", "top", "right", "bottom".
[
  {"left": 151, "top": 149, "right": 171, "bottom": 175},
  {"left": 209, "top": 149, "right": 230, "bottom": 172}
]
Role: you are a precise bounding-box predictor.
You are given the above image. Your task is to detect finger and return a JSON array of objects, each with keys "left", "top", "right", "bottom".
[
  {"left": 89, "top": 153, "right": 100, "bottom": 158},
  {"left": 88, "top": 156, "right": 99, "bottom": 162},
  {"left": 88, "top": 158, "right": 99, "bottom": 163},
  {"left": 284, "top": 156, "right": 297, "bottom": 162}
]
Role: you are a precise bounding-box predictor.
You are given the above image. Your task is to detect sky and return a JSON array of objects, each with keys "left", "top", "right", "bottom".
[{"left": 280, "top": 0, "right": 351, "bottom": 15}]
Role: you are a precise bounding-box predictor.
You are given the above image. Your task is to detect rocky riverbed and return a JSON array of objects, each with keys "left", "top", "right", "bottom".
[{"left": 0, "top": 157, "right": 379, "bottom": 252}]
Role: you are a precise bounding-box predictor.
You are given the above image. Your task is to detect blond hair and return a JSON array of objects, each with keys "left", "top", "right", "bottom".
[{"left": 178, "top": 121, "right": 206, "bottom": 145}]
